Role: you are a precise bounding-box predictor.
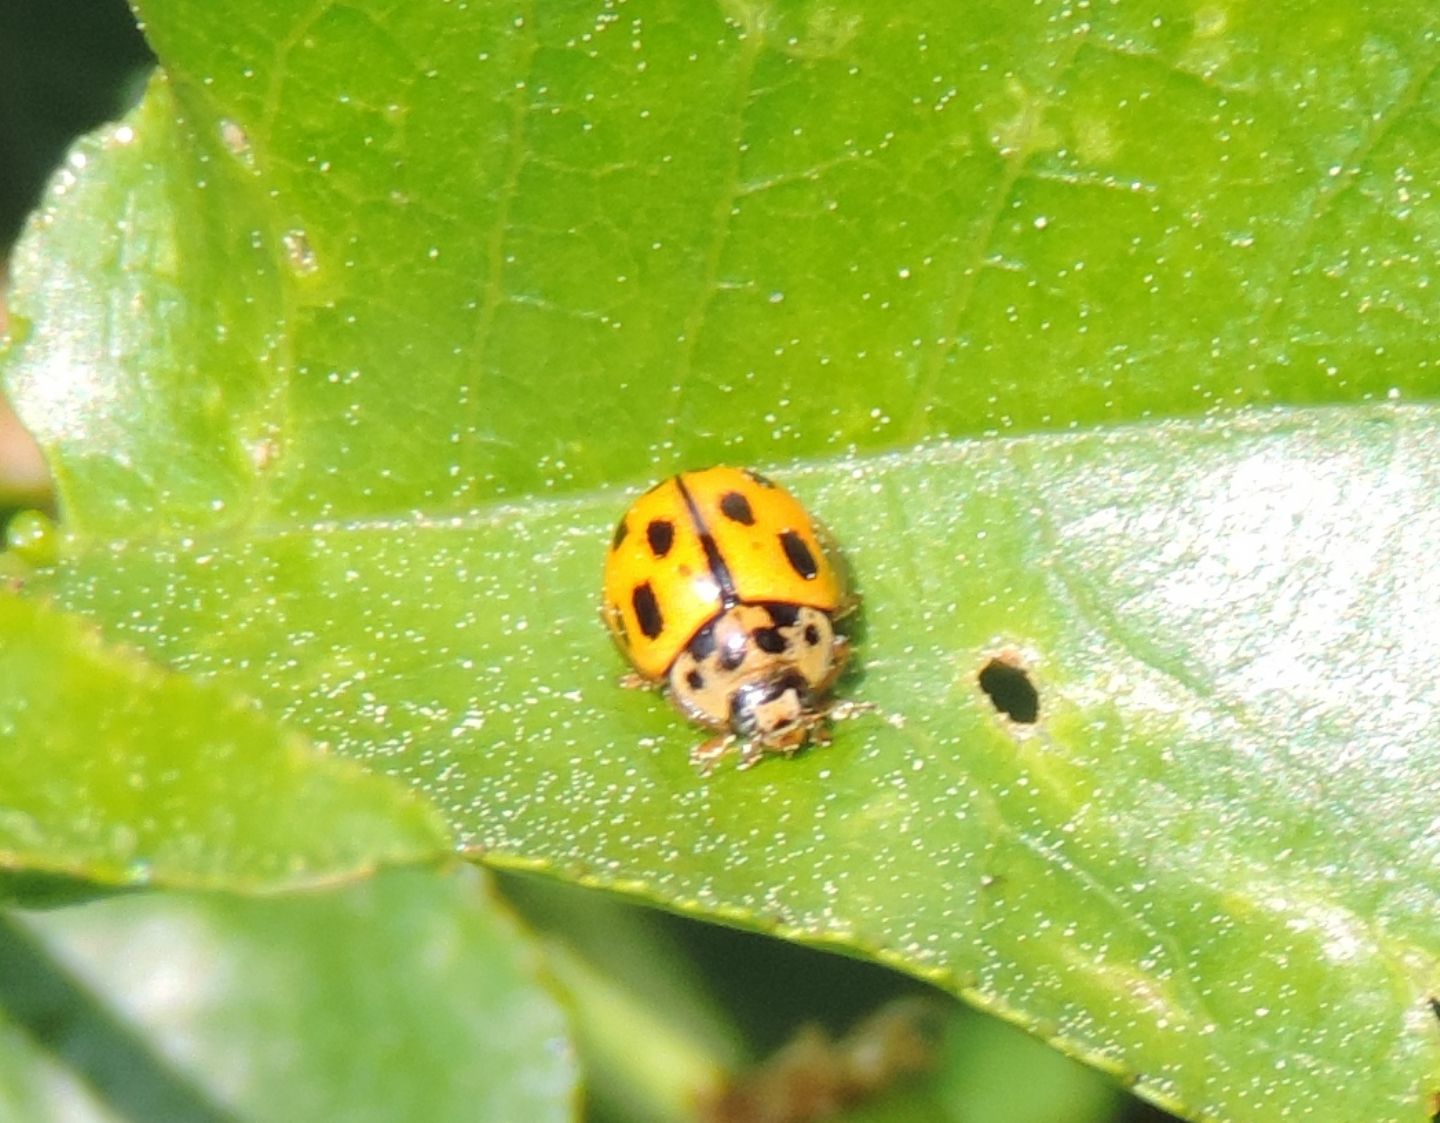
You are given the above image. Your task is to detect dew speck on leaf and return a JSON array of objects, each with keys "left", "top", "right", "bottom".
[
  {"left": 218, "top": 119, "right": 253, "bottom": 164},
  {"left": 282, "top": 229, "right": 319, "bottom": 275}
]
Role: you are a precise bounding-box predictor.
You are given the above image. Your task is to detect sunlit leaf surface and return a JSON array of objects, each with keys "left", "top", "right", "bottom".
[{"left": 0, "top": 592, "right": 449, "bottom": 890}]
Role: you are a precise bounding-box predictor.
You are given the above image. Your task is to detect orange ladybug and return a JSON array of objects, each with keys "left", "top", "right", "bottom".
[{"left": 602, "top": 467, "right": 856, "bottom": 770}]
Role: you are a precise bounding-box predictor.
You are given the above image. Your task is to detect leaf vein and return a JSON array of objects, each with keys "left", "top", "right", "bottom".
[
  {"left": 1252, "top": 52, "right": 1440, "bottom": 354},
  {"left": 663, "top": 24, "right": 764, "bottom": 450},
  {"left": 903, "top": 31, "right": 1089, "bottom": 442}
]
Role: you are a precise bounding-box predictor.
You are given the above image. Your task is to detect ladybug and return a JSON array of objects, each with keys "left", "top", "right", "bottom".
[{"left": 602, "top": 466, "right": 857, "bottom": 771}]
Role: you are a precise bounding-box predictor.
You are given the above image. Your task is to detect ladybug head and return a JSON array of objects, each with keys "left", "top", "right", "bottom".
[{"left": 729, "top": 669, "right": 814, "bottom": 750}]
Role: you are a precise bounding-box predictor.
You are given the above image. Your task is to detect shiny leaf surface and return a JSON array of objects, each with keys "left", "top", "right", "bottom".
[{"left": 0, "top": 592, "right": 449, "bottom": 890}]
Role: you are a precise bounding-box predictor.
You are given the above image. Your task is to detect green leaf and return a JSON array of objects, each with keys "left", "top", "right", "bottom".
[
  {"left": 921, "top": 1004, "right": 1126, "bottom": 1123},
  {"left": 0, "top": 1008, "right": 117, "bottom": 1123},
  {"left": 31, "top": 405, "right": 1440, "bottom": 1121},
  {"left": 825, "top": 999, "right": 1125, "bottom": 1123},
  {"left": 0, "top": 591, "right": 450, "bottom": 890},
  {"left": 3, "top": 2, "right": 1439, "bottom": 1122},
  {"left": 8, "top": 1, "right": 1438, "bottom": 532},
  {"left": 3, "top": 867, "right": 577, "bottom": 1121}
]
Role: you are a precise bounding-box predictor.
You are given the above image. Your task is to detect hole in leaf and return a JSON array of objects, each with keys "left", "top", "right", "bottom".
[{"left": 978, "top": 657, "right": 1039, "bottom": 724}]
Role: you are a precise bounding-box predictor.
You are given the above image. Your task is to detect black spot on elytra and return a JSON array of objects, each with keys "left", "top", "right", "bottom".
[
  {"left": 804, "top": 623, "right": 821, "bottom": 646},
  {"left": 688, "top": 621, "right": 717, "bottom": 661},
  {"left": 611, "top": 518, "right": 629, "bottom": 551},
  {"left": 719, "top": 491, "right": 755, "bottom": 525},
  {"left": 632, "top": 583, "right": 664, "bottom": 639},
  {"left": 646, "top": 518, "right": 675, "bottom": 558},
  {"left": 779, "top": 530, "right": 819, "bottom": 580},
  {"left": 753, "top": 627, "right": 787, "bottom": 654},
  {"left": 978, "top": 658, "right": 1039, "bottom": 724},
  {"left": 766, "top": 603, "right": 799, "bottom": 627},
  {"left": 685, "top": 669, "right": 705, "bottom": 690}
]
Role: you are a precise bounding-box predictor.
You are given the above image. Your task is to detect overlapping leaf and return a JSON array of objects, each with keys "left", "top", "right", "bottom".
[{"left": 7, "top": 868, "right": 575, "bottom": 1121}]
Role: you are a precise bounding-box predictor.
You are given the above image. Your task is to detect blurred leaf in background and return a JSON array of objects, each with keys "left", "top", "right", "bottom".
[
  {"left": 0, "top": 0, "right": 153, "bottom": 249},
  {"left": 1, "top": 867, "right": 578, "bottom": 1122},
  {"left": 0, "top": 0, "right": 153, "bottom": 518}
]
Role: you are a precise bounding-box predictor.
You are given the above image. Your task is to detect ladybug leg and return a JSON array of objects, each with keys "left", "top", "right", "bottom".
[
  {"left": 691, "top": 733, "right": 735, "bottom": 774},
  {"left": 827, "top": 697, "right": 876, "bottom": 722},
  {"left": 619, "top": 671, "right": 660, "bottom": 691},
  {"left": 816, "top": 640, "right": 876, "bottom": 724},
  {"left": 736, "top": 737, "right": 769, "bottom": 770}
]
